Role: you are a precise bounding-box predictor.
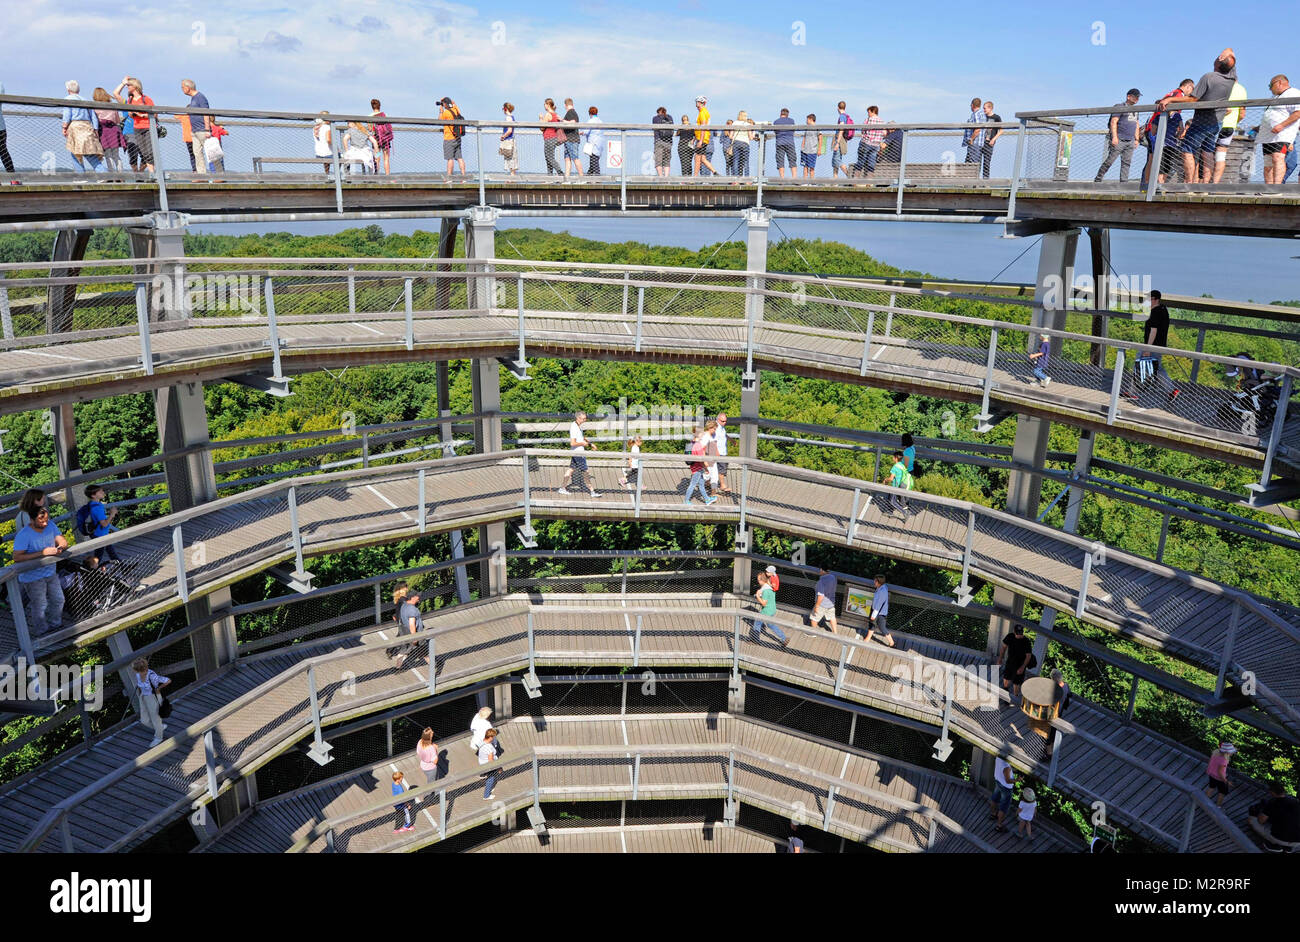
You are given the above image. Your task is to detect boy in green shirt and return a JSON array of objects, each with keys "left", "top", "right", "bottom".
[
  {"left": 751, "top": 571, "right": 788, "bottom": 646},
  {"left": 887, "top": 450, "right": 913, "bottom": 515}
]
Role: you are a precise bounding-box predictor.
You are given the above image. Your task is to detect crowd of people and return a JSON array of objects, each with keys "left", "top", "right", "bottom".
[
  {"left": 389, "top": 706, "right": 505, "bottom": 832},
  {"left": 6, "top": 55, "right": 1295, "bottom": 185}
]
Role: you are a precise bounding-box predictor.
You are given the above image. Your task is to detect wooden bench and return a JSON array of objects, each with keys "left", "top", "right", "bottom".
[
  {"left": 871, "top": 161, "right": 982, "bottom": 181},
  {"left": 252, "top": 156, "right": 348, "bottom": 174}
]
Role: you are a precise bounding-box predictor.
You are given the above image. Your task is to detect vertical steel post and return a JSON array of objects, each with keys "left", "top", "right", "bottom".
[
  {"left": 1106, "top": 350, "right": 1126, "bottom": 424},
  {"left": 621, "top": 271, "right": 630, "bottom": 317},
  {"left": 634, "top": 286, "right": 644, "bottom": 352},
  {"left": 522, "top": 458, "right": 532, "bottom": 531},
  {"left": 619, "top": 130, "right": 627, "bottom": 212},
  {"left": 347, "top": 267, "right": 356, "bottom": 315},
  {"left": 135, "top": 282, "right": 154, "bottom": 374},
  {"left": 1215, "top": 602, "right": 1241, "bottom": 698},
  {"left": 59, "top": 812, "right": 74, "bottom": 853},
  {"left": 532, "top": 754, "right": 541, "bottom": 811},
  {"left": 1256, "top": 373, "right": 1294, "bottom": 491},
  {"left": 6, "top": 580, "right": 35, "bottom": 671},
  {"left": 374, "top": 582, "right": 382, "bottom": 624},
  {"left": 894, "top": 130, "right": 909, "bottom": 215},
  {"left": 404, "top": 278, "right": 414, "bottom": 351},
  {"left": 846, "top": 488, "right": 861, "bottom": 543},
  {"left": 439, "top": 787, "right": 447, "bottom": 835},
  {"left": 307, "top": 664, "right": 325, "bottom": 745},
  {"left": 417, "top": 468, "right": 427, "bottom": 533},
  {"left": 0, "top": 285, "right": 12, "bottom": 340},
  {"left": 633, "top": 613, "right": 643, "bottom": 667},
  {"left": 1007, "top": 119, "right": 1028, "bottom": 221},
  {"left": 330, "top": 124, "right": 343, "bottom": 213},
  {"left": 956, "top": 509, "right": 976, "bottom": 602},
  {"left": 361, "top": 432, "right": 370, "bottom": 468},
  {"left": 476, "top": 126, "right": 486, "bottom": 207},
  {"left": 634, "top": 458, "right": 643, "bottom": 519},
  {"left": 1075, "top": 549, "right": 1093, "bottom": 618},
  {"left": 1179, "top": 796, "right": 1195, "bottom": 852},
  {"left": 172, "top": 524, "right": 189, "bottom": 602},
  {"left": 632, "top": 753, "right": 641, "bottom": 801},
  {"left": 1146, "top": 113, "right": 1168, "bottom": 203},
  {"left": 427, "top": 634, "right": 437, "bottom": 694},
  {"left": 517, "top": 276, "right": 526, "bottom": 367},
  {"left": 1156, "top": 513, "right": 1170, "bottom": 564},
  {"left": 386, "top": 718, "right": 393, "bottom": 757},
  {"left": 755, "top": 132, "right": 766, "bottom": 207},
  {"left": 526, "top": 609, "right": 536, "bottom": 675},
  {"left": 1046, "top": 730, "right": 1063, "bottom": 788},
  {"left": 262, "top": 277, "right": 284, "bottom": 379},
  {"left": 203, "top": 729, "right": 219, "bottom": 799},
  {"left": 149, "top": 115, "right": 168, "bottom": 213},
  {"left": 737, "top": 465, "right": 749, "bottom": 533},
  {"left": 858, "top": 310, "right": 876, "bottom": 376},
  {"left": 1125, "top": 674, "right": 1141, "bottom": 722},
  {"left": 1189, "top": 327, "right": 1206, "bottom": 383},
  {"left": 976, "top": 328, "right": 998, "bottom": 425},
  {"left": 731, "top": 612, "right": 742, "bottom": 676},
  {"left": 287, "top": 484, "right": 307, "bottom": 576},
  {"left": 833, "top": 643, "right": 848, "bottom": 695}
]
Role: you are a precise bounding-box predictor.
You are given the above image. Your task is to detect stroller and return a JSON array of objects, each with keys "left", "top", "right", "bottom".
[
  {"left": 1219, "top": 354, "right": 1285, "bottom": 436},
  {"left": 57, "top": 555, "right": 138, "bottom": 621}
]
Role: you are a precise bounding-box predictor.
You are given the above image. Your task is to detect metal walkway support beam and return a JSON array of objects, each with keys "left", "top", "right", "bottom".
[
  {"left": 1032, "top": 429, "right": 1096, "bottom": 666},
  {"left": 464, "top": 206, "right": 498, "bottom": 311},
  {"left": 433, "top": 217, "right": 460, "bottom": 313},
  {"left": 472, "top": 358, "right": 507, "bottom": 595},
  {"left": 1087, "top": 228, "right": 1110, "bottom": 367},
  {"left": 438, "top": 362, "right": 472, "bottom": 604},
  {"left": 46, "top": 227, "right": 91, "bottom": 334}
]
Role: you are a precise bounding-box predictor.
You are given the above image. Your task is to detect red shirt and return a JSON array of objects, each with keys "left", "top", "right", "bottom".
[
  {"left": 542, "top": 112, "right": 560, "bottom": 140},
  {"left": 130, "top": 93, "right": 154, "bottom": 132},
  {"left": 689, "top": 439, "right": 706, "bottom": 474}
]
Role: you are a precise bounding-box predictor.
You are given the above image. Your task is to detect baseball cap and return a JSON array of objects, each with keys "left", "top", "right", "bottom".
[
  {"left": 1127, "top": 88, "right": 1141, "bottom": 98},
  {"left": 695, "top": 95, "right": 707, "bottom": 104},
  {"left": 765, "top": 565, "right": 776, "bottom": 573}
]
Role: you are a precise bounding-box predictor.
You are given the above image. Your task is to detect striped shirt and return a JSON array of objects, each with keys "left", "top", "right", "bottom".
[{"left": 860, "top": 115, "right": 886, "bottom": 145}]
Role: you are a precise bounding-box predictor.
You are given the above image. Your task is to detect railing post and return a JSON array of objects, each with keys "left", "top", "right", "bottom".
[
  {"left": 386, "top": 718, "right": 393, "bottom": 757},
  {"left": 1046, "top": 730, "right": 1063, "bottom": 789},
  {"left": 1215, "top": 602, "right": 1241, "bottom": 698},
  {"left": 634, "top": 286, "right": 644, "bottom": 352},
  {"left": 1075, "top": 548, "right": 1093, "bottom": 618},
  {"left": 1125, "top": 674, "right": 1140, "bottom": 722},
  {"left": 1156, "top": 512, "right": 1170, "bottom": 564},
  {"left": 80, "top": 704, "right": 93, "bottom": 749},
  {"left": 737, "top": 465, "right": 750, "bottom": 533},
  {"left": 633, "top": 613, "right": 643, "bottom": 666},
  {"left": 6, "top": 579, "right": 36, "bottom": 669},
  {"left": 172, "top": 524, "right": 189, "bottom": 603},
  {"left": 823, "top": 784, "right": 837, "bottom": 830},
  {"left": 833, "top": 642, "right": 848, "bottom": 696},
  {"left": 262, "top": 277, "right": 285, "bottom": 380},
  {"left": 58, "top": 811, "right": 74, "bottom": 853},
  {"left": 846, "top": 488, "right": 861, "bottom": 543},
  {"left": 744, "top": 284, "right": 756, "bottom": 380},
  {"left": 516, "top": 276, "right": 526, "bottom": 368},
  {"left": 1179, "top": 795, "right": 1195, "bottom": 852},
  {"left": 755, "top": 132, "right": 766, "bottom": 207},
  {"left": 404, "top": 278, "right": 414, "bottom": 351},
  {"left": 135, "top": 282, "right": 154, "bottom": 375},
  {"left": 0, "top": 285, "right": 12, "bottom": 340},
  {"left": 526, "top": 609, "right": 536, "bottom": 676},
  {"left": 1254, "top": 373, "right": 1294, "bottom": 493},
  {"left": 620, "top": 556, "right": 630, "bottom": 595},
  {"left": 416, "top": 468, "right": 427, "bottom": 533},
  {"left": 361, "top": 431, "right": 370, "bottom": 468},
  {"left": 347, "top": 266, "right": 356, "bottom": 315},
  {"left": 148, "top": 115, "right": 168, "bottom": 213},
  {"left": 927, "top": 817, "right": 938, "bottom": 850},
  {"left": 884, "top": 296, "right": 895, "bottom": 337},
  {"left": 1007, "top": 118, "right": 1028, "bottom": 221},
  {"left": 426, "top": 634, "right": 437, "bottom": 695},
  {"left": 1189, "top": 327, "right": 1206, "bottom": 383},
  {"left": 307, "top": 664, "right": 328, "bottom": 751},
  {"left": 937, "top": 664, "right": 954, "bottom": 741},
  {"left": 438, "top": 787, "right": 447, "bottom": 835},
  {"left": 731, "top": 612, "right": 742, "bottom": 677},
  {"left": 476, "top": 125, "right": 486, "bottom": 207},
  {"left": 894, "top": 130, "right": 909, "bottom": 215},
  {"left": 974, "top": 328, "right": 998, "bottom": 430},
  {"left": 621, "top": 271, "right": 630, "bottom": 318},
  {"left": 531, "top": 753, "right": 541, "bottom": 811},
  {"left": 330, "top": 123, "right": 344, "bottom": 213},
  {"left": 325, "top": 828, "right": 336, "bottom": 853},
  {"left": 955, "top": 509, "right": 976, "bottom": 605},
  {"left": 203, "top": 729, "right": 219, "bottom": 800},
  {"left": 374, "top": 582, "right": 382, "bottom": 624},
  {"left": 634, "top": 459, "right": 643, "bottom": 519},
  {"left": 725, "top": 747, "right": 736, "bottom": 807},
  {"left": 632, "top": 752, "right": 641, "bottom": 801},
  {"left": 858, "top": 310, "right": 876, "bottom": 376},
  {"left": 1146, "top": 113, "right": 1168, "bottom": 203},
  {"left": 287, "top": 484, "right": 307, "bottom": 578},
  {"left": 521, "top": 458, "right": 532, "bottom": 531},
  {"left": 619, "top": 129, "right": 627, "bottom": 212},
  {"left": 1106, "top": 350, "right": 1126, "bottom": 424}
]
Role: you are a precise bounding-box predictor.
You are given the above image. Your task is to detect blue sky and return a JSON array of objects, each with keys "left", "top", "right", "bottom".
[{"left": 5, "top": 1, "right": 1295, "bottom": 122}]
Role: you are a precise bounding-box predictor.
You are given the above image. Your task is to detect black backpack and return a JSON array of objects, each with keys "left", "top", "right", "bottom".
[
  {"left": 76, "top": 504, "right": 97, "bottom": 538},
  {"left": 450, "top": 107, "right": 466, "bottom": 138}
]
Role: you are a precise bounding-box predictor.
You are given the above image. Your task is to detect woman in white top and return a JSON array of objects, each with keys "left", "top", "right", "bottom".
[
  {"left": 131, "top": 656, "right": 171, "bottom": 746},
  {"left": 618, "top": 435, "right": 642, "bottom": 489},
  {"left": 341, "top": 121, "right": 376, "bottom": 174},
  {"left": 478, "top": 728, "right": 499, "bottom": 799},
  {"left": 499, "top": 102, "right": 518, "bottom": 175},
  {"left": 313, "top": 112, "right": 333, "bottom": 173}
]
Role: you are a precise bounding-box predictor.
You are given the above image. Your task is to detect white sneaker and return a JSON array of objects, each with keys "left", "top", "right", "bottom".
[
  {"left": 558, "top": 487, "right": 570, "bottom": 495},
  {"left": 1040, "top": 377, "right": 1051, "bottom": 388},
  {"left": 590, "top": 491, "right": 602, "bottom": 498}
]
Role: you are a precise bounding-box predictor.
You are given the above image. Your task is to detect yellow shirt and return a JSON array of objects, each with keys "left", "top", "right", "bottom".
[{"left": 695, "top": 107, "right": 711, "bottom": 144}]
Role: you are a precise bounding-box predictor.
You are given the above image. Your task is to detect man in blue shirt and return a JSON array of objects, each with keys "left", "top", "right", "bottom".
[
  {"left": 182, "top": 79, "right": 217, "bottom": 172},
  {"left": 866, "top": 574, "right": 896, "bottom": 647},
  {"left": 81, "top": 484, "right": 120, "bottom": 564},
  {"left": 773, "top": 108, "right": 797, "bottom": 178},
  {"left": 12, "top": 506, "right": 68, "bottom": 635},
  {"left": 831, "top": 100, "right": 851, "bottom": 178},
  {"left": 810, "top": 566, "right": 839, "bottom": 634},
  {"left": 962, "top": 97, "right": 985, "bottom": 165}
]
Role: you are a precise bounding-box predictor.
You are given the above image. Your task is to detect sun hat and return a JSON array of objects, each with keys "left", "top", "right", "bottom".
[
  {"left": 1219, "top": 742, "right": 1237, "bottom": 754},
  {"left": 1022, "top": 788, "right": 1036, "bottom": 803}
]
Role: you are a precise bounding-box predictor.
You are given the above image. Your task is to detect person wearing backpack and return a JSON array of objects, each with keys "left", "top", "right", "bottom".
[
  {"left": 78, "top": 484, "right": 120, "bottom": 565},
  {"left": 370, "top": 98, "right": 394, "bottom": 174},
  {"left": 832, "top": 101, "right": 854, "bottom": 178},
  {"left": 439, "top": 96, "right": 466, "bottom": 178},
  {"left": 886, "top": 450, "right": 913, "bottom": 516}
]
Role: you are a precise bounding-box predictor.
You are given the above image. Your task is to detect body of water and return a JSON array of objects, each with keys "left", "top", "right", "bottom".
[{"left": 195, "top": 217, "right": 1300, "bottom": 305}]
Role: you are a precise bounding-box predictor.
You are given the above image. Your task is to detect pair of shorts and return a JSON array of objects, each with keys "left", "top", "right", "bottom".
[
  {"left": 443, "top": 138, "right": 463, "bottom": 159},
  {"left": 1206, "top": 776, "right": 1230, "bottom": 795},
  {"left": 654, "top": 139, "right": 672, "bottom": 166},
  {"left": 1181, "top": 121, "right": 1218, "bottom": 154},
  {"left": 134, "top": 132, "right": 155, "bottom": 165},
  {"left": 1262, "top": 141, "right": 1291, "bottom": 156},
  {"left": 993, "top": 786, "right": 1013, "bottom": 814},
  {"left": 569, "top": 454, "right": 588, "bottom": 472},
  {"left": 564, "top": 140, "right": 579, "bottom": 159},
  {"left": 715, "top": 462, "right": 728, "bottom": 476},
  {"left": 624, "top": 468, "right": 639, "bottom": 484},
  {"left": 800, "top": 152, "right": 818, "bottom": 170},
  {"left": 812, "top": 603, "right": 836, "bottom": 623},
  {"left": 774, "top": 142, "right": 796, "bottom": 168}
]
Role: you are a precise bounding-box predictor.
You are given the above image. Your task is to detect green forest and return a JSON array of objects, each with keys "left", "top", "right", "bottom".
[{"left": 1, "top": 225, "right": 1297, "bottom": 846}]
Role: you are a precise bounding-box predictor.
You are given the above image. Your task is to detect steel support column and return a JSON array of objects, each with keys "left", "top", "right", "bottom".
[
  {"left": 1087, "top": 228, "right": 1110, "bottom": 367},
  {"left": 472, "top": 358, "right": 506, "bottom": 594}
]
